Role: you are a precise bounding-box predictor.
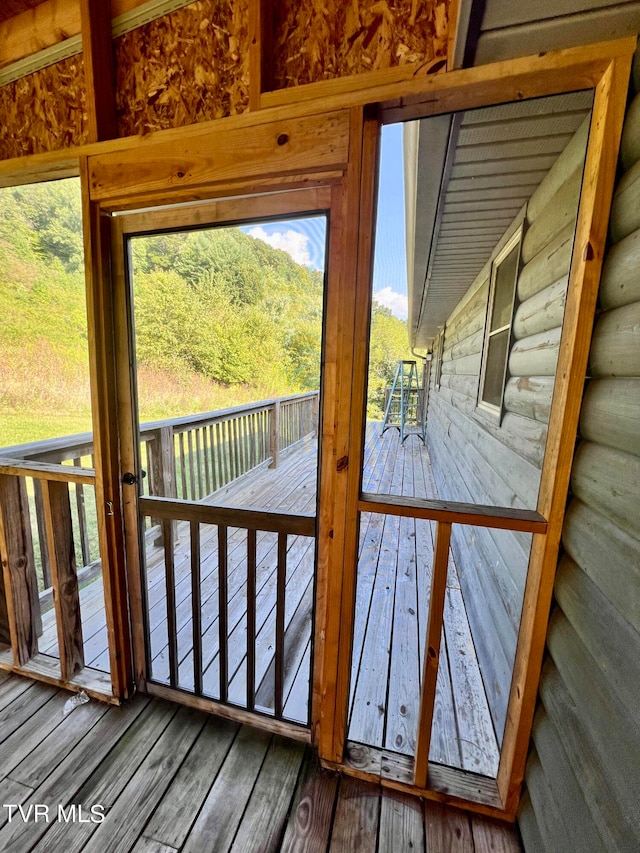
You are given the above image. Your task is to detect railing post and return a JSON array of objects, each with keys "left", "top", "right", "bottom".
[
  {"left": 148, "top": 427, "right": 176, "bottom": 500},
  {"left": 269, "top": 400, "right": 281, "bottom": 469},
  {"left": 414, "top": 520, "right": 452, "bottom": 789},
  {"left": 0, "top": 474, "right": 41, "bottom": 665},
  {"left": 148, "top": 426, "right": 177, "bottom": 546}
]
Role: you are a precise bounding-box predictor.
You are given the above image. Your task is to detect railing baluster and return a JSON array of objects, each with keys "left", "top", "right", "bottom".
[
  {"left": 73, "top": 456, "right": 91, "bottom": 567},
  {"left": 246, "top": 528, "right": 256, "bottom": 710},
  {"left": 232, "top": 418, "right": 240, "bottom": 479},
  {"left": 275, "top": 531, "right": 287, "bottom": 718},
  {"left": 179, "top": 432, "right": 188, "bottom": 500},
  {"left": 163, "top": 518, "right": 178, "bottom": 688},
  {"left": 203, "top": 427, "right": 211, "bottom": 495},
  {"left": 215, "top": 422, "right": 223, "bottom": 490},
  {"left": 190, "top": 521, "right": 202, "bottom": 695},
  {"left": 238, "top": 416, "right": 245, "bottom": 475},
  {"left": 42, "top": 479, "right": 84, "bottom": 681},
  {"left": 187, "top": 430, "right": 196, "bottom": 500},
  {"left": 195, "top": 428, "right": 203, "bottom": 499},
  {"left": 244, "top": 415, "right": 250, "bottom": 472},
  {"left": 414, "top": 520, "right": 452, "bottom": 788},
  {"left": 247, "top": 414, "right": 253, "bottom": 470},
  {"left": 32, "top": 478, "right": 51, "bottom": 589},
  {"left": 269, "top": 401, "right": 280, "bottom": 469},
  {"left": 209, "top": 425, "right": 217, "bottom": 492},
  {"left": 218, "top": 524, "right": 228, "bottom": 703}
]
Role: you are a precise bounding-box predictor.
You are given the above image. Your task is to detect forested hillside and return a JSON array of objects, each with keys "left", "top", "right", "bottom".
[{"left": 0, "top": 178, "right": 410, "bottom": 446}]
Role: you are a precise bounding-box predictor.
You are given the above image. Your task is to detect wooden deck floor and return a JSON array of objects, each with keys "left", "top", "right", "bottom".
[
  {"left": 351, "top": 427, "right": 499, "bottom": 777},
  {"left": 0, "top": 670, "right": 522, "bottom": 853},
  {"left": 37, "top": 427, "right": 499, "bottom": 775}
]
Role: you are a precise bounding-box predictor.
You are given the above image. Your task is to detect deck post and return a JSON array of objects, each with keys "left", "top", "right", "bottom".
[
  {"left": 0, "top": 474, "right": 41, "bottom": 665},
  {"left": 148, "top": 426, "right": 177, "bottom": 546},
  {"left": 269, "top": 400, "right": 281, "bottom": 469}
]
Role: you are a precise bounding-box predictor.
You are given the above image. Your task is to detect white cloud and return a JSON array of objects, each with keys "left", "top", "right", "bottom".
[
  {"left": 247, "top": 226, "right": 311, "bottom": 266},
  {"left": 374, "top": 287, "right": 408, "bottom": 320}
]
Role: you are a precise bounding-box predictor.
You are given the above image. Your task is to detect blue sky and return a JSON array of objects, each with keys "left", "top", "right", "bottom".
[{"left": 241, "top": 124, "right": 408, "bottom": 319}]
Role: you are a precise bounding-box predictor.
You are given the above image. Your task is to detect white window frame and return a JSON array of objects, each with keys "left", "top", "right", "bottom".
[
  {"left": 477, "top": 227, "right": 522, "bottom": 420},
  {"left": 433, "top": 327, "right": 444, "bottom": 391}
]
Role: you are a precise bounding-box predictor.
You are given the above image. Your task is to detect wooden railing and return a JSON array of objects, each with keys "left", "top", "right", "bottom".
[
  {"left": 358, "top": 491, "right": 548, "bottom": 788},
  {"left": 0, "top": 458, "right": 97, "bottom": 684},
  {"left": 140, "top": 496, "right": 316, "bottom": 726},
  {"left": 0, "top": 392, "right": 318, "bottom": 593},
  {"left": 0, "top": 392, "right": 318, "bottom": 688},
  {"left": 141, "top": 391, "right": 319, "bottom": 503}
]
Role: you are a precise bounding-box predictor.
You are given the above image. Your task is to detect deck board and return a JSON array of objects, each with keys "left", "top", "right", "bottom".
[
  {"left": 349, "top": 427, "right": 499, "bottom": 776},
  {"left": 0, "top": 672, "right": 522, "bottom": 852},
  {"left": 36, "top": 427, "right": 499, "bottom": 775}
]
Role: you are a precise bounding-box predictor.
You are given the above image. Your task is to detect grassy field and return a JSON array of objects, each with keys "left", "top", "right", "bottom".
[{"left": 0, "top": 412, "right": 94, "bottom": 450}]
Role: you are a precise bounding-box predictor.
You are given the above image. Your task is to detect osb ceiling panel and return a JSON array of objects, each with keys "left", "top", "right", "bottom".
[
  {"left": 0, "top": 54, "right": 87, "bottom": 158},
  {"left": 115, "top": 0, "right": 250, "bottom": 136},
  {"left": 0, "top": 0, "right": 42, "bottom": 24},
  {"left": 271, "top": 0, "right": 449, "bottom": 89}
]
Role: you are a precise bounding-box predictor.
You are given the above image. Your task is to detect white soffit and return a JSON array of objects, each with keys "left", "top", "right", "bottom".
[{"left": 407, "top": 90, "right": 593, "bottom": 350}]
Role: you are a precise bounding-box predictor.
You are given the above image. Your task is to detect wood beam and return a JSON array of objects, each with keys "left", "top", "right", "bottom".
[
  {"left": 80, "top": 0, "right": 117, "bottom": 142},
  {"left": 0, "top": 0, "right": 78, "bottom": 70},
  {"left": 81, "top": 158, "right": 132, "bottom": 699},
  {"left": 0, "top": 0, "right": 152, "bottom": 71},
  {"left": 248, "top": 0, "right": 272, "bottom": 111}
]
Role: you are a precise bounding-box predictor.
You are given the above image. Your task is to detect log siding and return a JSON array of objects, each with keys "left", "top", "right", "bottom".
[
  {"left": 426, "top": 116, "right": 589, "bottom": 748},
  {"left": 518, "top": 50, "right": 640, "bottom": 852}
]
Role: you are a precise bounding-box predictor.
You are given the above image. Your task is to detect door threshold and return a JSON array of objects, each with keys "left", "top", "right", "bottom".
[{"left": 321, "top": 740, "right": 514, "bottom": 821}]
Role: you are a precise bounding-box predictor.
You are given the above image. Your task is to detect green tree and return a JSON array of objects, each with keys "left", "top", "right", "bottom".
[{"left": 367, "top": 301, "right": 413, "bottom": 419}]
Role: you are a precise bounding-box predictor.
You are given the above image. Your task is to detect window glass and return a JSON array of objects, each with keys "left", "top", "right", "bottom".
[
  {"left": 479, "top": 230, "right": 521, "bottom": 413},
  {"left": 482, "top": 328, "right": 510, "bottom": 407},
  {"left": 491, "top": 244, "right": 519, "bottom": 331}
]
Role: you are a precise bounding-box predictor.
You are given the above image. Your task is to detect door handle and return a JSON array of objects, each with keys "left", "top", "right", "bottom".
[{"left": 122, "top": 470, "right": 146, "bottom": 485}]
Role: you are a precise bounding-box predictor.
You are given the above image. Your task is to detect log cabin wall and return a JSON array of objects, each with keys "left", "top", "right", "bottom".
[
  {"left": 426, "top": 119, "right": 589, "bottom": 747},
  {"left": 517, "top": 49, "right": 640, "bottom": 852}
]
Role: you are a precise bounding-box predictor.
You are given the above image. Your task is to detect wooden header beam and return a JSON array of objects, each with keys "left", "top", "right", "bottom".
[{"left": 0, "top": 36, "right": 636, "bottom": 189}]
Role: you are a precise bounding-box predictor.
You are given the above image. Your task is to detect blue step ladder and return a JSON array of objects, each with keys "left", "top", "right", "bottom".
[{"left": 381, "top": 359, "right": 425, "bottom": 443}]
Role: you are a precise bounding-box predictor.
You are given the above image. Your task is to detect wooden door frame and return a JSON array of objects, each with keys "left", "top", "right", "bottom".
[
  {"left": 66, "top": 36, "right": 633, "bottom": 818},
  {"left": 324, "top": 43, "right": 634, "bottom": 820},
  {"left": 109, "top": 188, "right": 335, "bottom": 710},
  {"left": 81, "top": 107, "right": 365, "bottom": 751}
]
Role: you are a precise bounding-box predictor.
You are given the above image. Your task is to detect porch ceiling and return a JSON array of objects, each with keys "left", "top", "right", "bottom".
[
  {"left": 0, "top": 0, "right": 40, "bottom": 24},
  {"left": 404, "top": 91, "right": 593, "bottom": 351}
]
